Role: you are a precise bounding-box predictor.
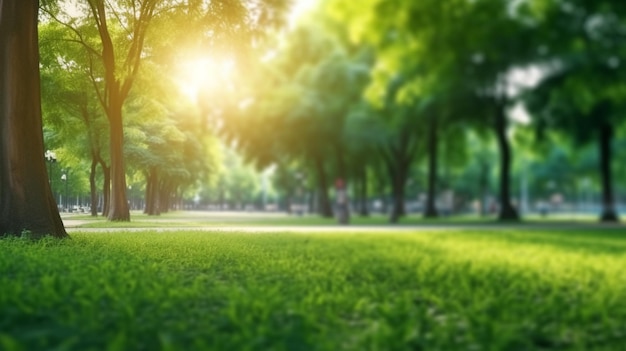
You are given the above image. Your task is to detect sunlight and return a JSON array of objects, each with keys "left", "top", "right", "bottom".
[
  {"left": 288, "top": 0, "right": 317, "bottom": 28},
  {"left": 176, "top": 56, "right": 236, "bottom": 102}
]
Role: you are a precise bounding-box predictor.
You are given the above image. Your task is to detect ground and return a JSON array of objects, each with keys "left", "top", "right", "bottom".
[{"left": 1, "top": 211, "right": 625, "bottom": 350}]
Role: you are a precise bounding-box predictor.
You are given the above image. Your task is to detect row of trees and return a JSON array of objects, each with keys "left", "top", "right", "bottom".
[
  {"left": 220, "top": 0, "right": 626, "bottom": 223},
  {"left": 38, "top": 0, "right": 284, "bottom": 222},
  {"left": 2, "top": 0, "right": 625, "bottom": 237},
  {"left": 1, "top": 0, "right": 289, "bottom": 238}
]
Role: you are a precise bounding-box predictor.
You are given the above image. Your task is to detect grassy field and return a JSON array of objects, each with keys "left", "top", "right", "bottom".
[{"left": 2, "top": 228, "right": 626, "bottom": 350}]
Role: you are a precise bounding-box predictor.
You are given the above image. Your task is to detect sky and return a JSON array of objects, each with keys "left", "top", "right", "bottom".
[{"left": 288, "top": 0, "right": 317, "bottom": 28}]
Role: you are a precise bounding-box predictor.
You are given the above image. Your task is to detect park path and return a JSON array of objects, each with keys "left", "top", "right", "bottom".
[
  {"left": 63, "top": 220, "right": 626, "bottom": 234},
  {"left": 61, "top": 210, "right": 625, "bottom": 234}
]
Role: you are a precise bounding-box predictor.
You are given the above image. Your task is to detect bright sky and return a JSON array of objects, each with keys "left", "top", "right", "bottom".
[
  {"left": 176, "top": 57, "right": 236, "bottom": 102},
  {"left": 507, "top": 66, "right": 545, "bottom": 125},
  {"left": 177, "top": 0, "right": 319, "bottom": 99},
  {"left": 288, "top": 0, "right": 317, "bottom": 28}
]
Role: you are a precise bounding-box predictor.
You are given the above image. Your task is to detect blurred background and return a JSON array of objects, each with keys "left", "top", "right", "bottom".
[{"left": 38, "top": 0, "right": 626, "bottom": 223}]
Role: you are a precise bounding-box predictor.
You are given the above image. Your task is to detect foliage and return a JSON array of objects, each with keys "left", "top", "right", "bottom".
[{"left": 33, "top": 0, "right": 626, "bottom": 218}]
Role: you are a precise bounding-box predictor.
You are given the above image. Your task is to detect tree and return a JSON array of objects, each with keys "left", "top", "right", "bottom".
[
  {"left": 332, "top": 0, "right": 543, "bottom": 221},
  {"left": 349, "top": 79, "right": 424, "bottom": 223},
  {"left": 224, "top": 23, "right": 370, "bottom": 221},
  {"left": 0, "top": 1, "right": 67, "bottom": 238},
  {"left": 42, "top": 0, "right": 162, "bottom": 220},
  {"left": 43, "top": 0, "right": 289, "bottom": 221},
  {"left": 39, "top": 20, "right": 110, "bottom": 217},
  {"left": 524, "top": 0, "right": 626, "bottom": 222}
]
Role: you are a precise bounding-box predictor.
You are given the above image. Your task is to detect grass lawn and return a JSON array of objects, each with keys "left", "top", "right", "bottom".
[{"left": 2, "top": 228, "right": 626, "bottom": 350}]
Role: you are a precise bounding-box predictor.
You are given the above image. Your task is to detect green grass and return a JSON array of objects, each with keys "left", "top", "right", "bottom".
[{"left": 2, "top": 229, "right": 626, "bottom": 350}]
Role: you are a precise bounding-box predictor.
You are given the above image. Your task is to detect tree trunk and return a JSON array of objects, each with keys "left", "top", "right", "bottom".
[
  {"left": 335, "top": 145, "right": 350, "bottom": 224},
  {"left": 89, "top": 156, "right": 98, "bottom": 217},
  {"left": 598, "top": 122, "right": 619, "bottom": 222},
  {"left": 100, "top": 162, "right": 110, "bottom": 217},
  {"left": 159, "top": 180, "right": 172, "bottom": 213},
  {"left": 143, "top": 173, "right": 151, "bottom": 214},
  {"left": 494, "top": 103, "right": 519, "bottom": 221},
  {"left": 358, "top": 166, "right": 369, "bottom": 217},
  {"left": 0, "top": 1, "right": 67, "bottom": 238},
  {"left": 144, "top": 168, "right": 160, "bottom": 215},
  {"left": 106, "top": 102, "right": 130, "bottom": 221},
  {"left": 314, "top": 155, "right": 333, "bottom": 217},
  {"left": 478, "top": 160, "right": 489, "bottom": 217},
  {"left": 387, "top": 159, "right": 408, "bottom": 224},
  {"left": 424, "top": 115, "right": 439, "bottom": 218}
]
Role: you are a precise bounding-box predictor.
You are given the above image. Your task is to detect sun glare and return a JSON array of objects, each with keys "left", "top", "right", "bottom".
[
  {"left": 288, "top": 0, "right": 317, "bottom": 28},
  {"left": 176, "top": 56, "right": 236, "bottom": 102}
]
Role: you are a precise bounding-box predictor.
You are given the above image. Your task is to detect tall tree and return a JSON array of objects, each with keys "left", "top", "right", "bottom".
[
  {"left": 39, "top": 21, "right": 110, "bottom": 218},
  {"left": 85, "top": 0, "right": 160, "bottom": 221},
  {"left": 524, "top": 0, "right": 626, "bottom": 222},
  {"left": 225, "top": 23, "right": 369, "bottom": 221},
  {"left": 0, "top": 1, "right": 67, "bottom": 238},
  {"left": 348, "top": 80, "right": 424, "bottom": 223},
  {"left": 43, "top": 0, "right": 289, "bottom": 221}
]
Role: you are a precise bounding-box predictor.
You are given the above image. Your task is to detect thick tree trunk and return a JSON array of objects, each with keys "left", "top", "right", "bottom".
[
  {"left": 144, "top": 168, "right": 160, "bottom": 215},
  {"left": 494, "top": 103, "right": 519, "bottom": 221},
  {"left": 598, "top": 122, "right": 619, "bottom": 222},
  {"left": 106, "top": 103, "right": 130, "bottom": 221},
  {"left": 0, "top": 1, "right": 67, "bottom": 238},
  {"left": 314, "top": 155, "right": 333, "bottom": 217},
  {"left": 424, "top": 115, "right": 439, "bottom": 218},
  {"left": 159, "top": 180, "right": 172, "bottom": 213}
]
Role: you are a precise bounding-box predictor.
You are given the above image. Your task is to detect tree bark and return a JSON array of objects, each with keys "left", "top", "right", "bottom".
[
  {"left": 424, "top": 115, "right": 439, "bottom": 218},
  {"left": 0, "top": 1, "right": 67, "bottom": 238},
  {"left": 106, "top": 104, "right": 130, "bottom": 221},
  {"left": 494, "top": 103, "right": 519, "bottom": 221},
  {"left": 598, "top": 122, "right": 619, "bottom": 222}
]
